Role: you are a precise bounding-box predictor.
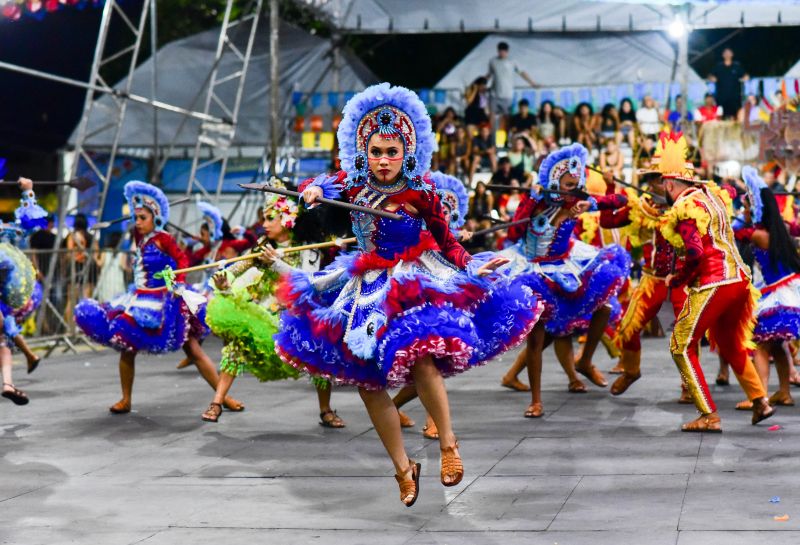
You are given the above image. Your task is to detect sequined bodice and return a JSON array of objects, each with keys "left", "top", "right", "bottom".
[
  {"left": 351, "top": 186, "right": 423, "bottom": 258},
  {"left": 134, "top": 235, "right": 177, "bottom": 289},
  {"left": 524, "top": 208, "right": 575, "bottom": 259},
  {"left": 754, "top": 247, "right": 796, "bottom": 285}
]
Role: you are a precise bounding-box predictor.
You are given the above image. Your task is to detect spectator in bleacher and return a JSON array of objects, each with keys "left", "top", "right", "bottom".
[
  {"left": 636, "top": 94, "right": 661, "bottom": 138},
  {"left": 599, "top": 138, "right": 624, "bottom": 179},
  {"left": 507, "top": 134, "right": 535, "bottom": 184},
  {"left": 537, "top": 100, "right": 557, "bottom": 143},
  {"left": 491, "top": 156, "right": 520, "bottom": 188},
  {"left": 496, "top": 179, "right": 522, "bottom": 222},
  {"left": 469, "top": 124, "right": 498, "bottom": 182},
  {"left": 618, "top": 97, "right": 637, "bottom": 148},
  {"left": 741, "top": 93, "right": 764, "bottom": 125},
  {"left": 664, "top": 94, "right": 694, "bottom": 131},
  {"left": 509, "top": 98, "right": 537, "bottom": 136},
  {"left": 433, "top": 107, "right": 461, "bottom": 172},
  {"left": 466, "top": 181, "right": 494, "bottom": 247},
  {"left": 464, "top": 76, "right": 490, "bottom": 135},
  {"left": 709, "top": 47, "right": 748, "bottom": 120},
  {"left": 694, "top": 92, "right": 723, "bottom": 124},
  {"left": 636, "top": 134, "right": 657, "bottom": 171},
  {"left": 597, "top": 103, "right": 621, "bottom": 145},
  {"left": 570, "top": 102, "right": 598, "bottom": 151},
  {"left": 450, "top": 125, "right": 471, "bottom": 176},
  {"left": 552, "top": 105, "right": 569, "bottom": 144},
  {"left": 486, "top": 41, "right": 538, "bottom": 131}
]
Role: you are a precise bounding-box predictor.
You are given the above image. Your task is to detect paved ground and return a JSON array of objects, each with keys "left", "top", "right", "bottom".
[{"left": 3, "top": 315, "right": 800, "bottom": 545}]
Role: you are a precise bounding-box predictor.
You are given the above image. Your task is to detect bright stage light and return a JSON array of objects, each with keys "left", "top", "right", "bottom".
[{"left": 668, "top": 18, "right": 687, "bottom": 38}]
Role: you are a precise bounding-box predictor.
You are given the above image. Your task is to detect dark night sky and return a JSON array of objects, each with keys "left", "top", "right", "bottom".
[{"left": 0, "top": 2, "right": 798, "bottom": 177}]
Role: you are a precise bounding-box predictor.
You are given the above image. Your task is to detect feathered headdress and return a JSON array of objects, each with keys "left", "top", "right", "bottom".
[
  {"left": 431, "top": 171, "right": 469, "bottom": 232},
  {"left": 657, "top": 131, "right": 698, "bottom": 183},
  {"left": 742, "top": 165, "right": 766, "bottom": 223},
  {"left": 537, "top": 143, "right": 588, "bottom": 201},
  {"left": 124, "top": 181, "right": 169, "bottom": 231},
  {"left": 14, "top": 190, "right": 48, "bottom": 233},
  {"left": 337, "top": 82, "right": 435, "bottom": 191},
  {"left": 197, "top": 201, "right": 223, "bottom": 242}
]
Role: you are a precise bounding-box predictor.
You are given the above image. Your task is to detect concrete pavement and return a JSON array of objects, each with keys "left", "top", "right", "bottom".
[{"left": 2, "top": 325, "right": 800, "bottom": 545}]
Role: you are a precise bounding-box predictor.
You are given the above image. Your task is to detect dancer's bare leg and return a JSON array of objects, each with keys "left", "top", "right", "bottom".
[
  {"left": 184, "top": 338, "right": 243, "bottom": 410},
  {"left": 770, "top": 342, "right": 794, "bottom": 405},
  {"left": 525, "top": 324, "right": 546, "bottom": 416},
  {"left": 359, "top": 387, "right": 411, "bottom": 474},
  {"left": 501, "top": 349, "right": 530, "bottom": 391},
  {"left": 574, "top": 306, "right": 610, "bottom": 387},
  {"left": 12, "top": 335, "right": 39, "bottom": 371},
  {"left": 413, "top": 356, "right": 461, "bottom": 485},
  {"left": 110, "top": 350, "right": 135, "bottom": 412},
  {"left": 392, "top": 385, "right": 419, "bottom": 410}
]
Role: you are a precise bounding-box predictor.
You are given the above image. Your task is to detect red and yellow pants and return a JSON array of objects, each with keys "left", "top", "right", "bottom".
[{"left": 670, "top": 277, "right": 765, "bottom": 414}]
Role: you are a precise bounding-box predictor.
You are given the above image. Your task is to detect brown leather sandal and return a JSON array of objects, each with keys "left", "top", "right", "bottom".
[
  {"left": 320, "top": 409, "right": 346, "bottom": 428},
  {"left": 575, "top": 364, "right": 608, "bottom": 387},
  {"left": 524, "top": 402, "right": 543, "bottom": 418},
  {"left": 751, "top": 397, "right": 775, "bottom": 425},
  {"left": 715, "top": 373, "right": 729, "bottom": 386},
  {"left": 681, "top": 413, "right": 722, "bottom": 433},
  {"left": 769, "top": 391, "right": 795, "bottom": 406},
  {"left": 610, "top": 372, "right": 641, "bottom": 396},
  {"left": 735, "top": 399, "right": 753, "bottom": 411},
  {"left": 422, "top": 420, "right": 439, "bottom": 439},
  {"left": 2, "top": 383, "right": 29, "bottom": 405},
  {"left": 202, "top": 402, "right": 222, "bottom": 422},
  {"left": 608, "top": 364, "right": 624, "bottom": 375},
  {"left": 395, "top": 460, "right": 421, "bottom": 507},
  {"left": 222, "top": 396, "right": 245, "bottom": 412},
  {"left": 440, "top": 442, "right": 463, "bottom": 487},
  {"left": 109, "top": 399, "right": 131, "bottom": 414},
  {"left": 398, "top": 410, "right": 415, "bottom": 428},
  {"left": 568, "top": 379, "right": 588, "bottom": 393},
  {"left": 501, "top": 377, "right": 531, "bottom": 392}
]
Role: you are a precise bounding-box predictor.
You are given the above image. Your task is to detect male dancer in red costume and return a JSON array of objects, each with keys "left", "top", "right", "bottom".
[{"left": 658, "top": 133, "right": 773, "bottom": 432}]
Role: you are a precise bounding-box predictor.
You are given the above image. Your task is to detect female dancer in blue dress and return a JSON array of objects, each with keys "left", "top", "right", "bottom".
[
  {"left": 75, "top": 182, "right": 243, "bottom": 414},
  {"left": 276, "top": 83, "right": 542, "bottom": 506},
  {"left": 501, "top": 143, "right": 631, "bottom": 418},
  {"left": 0, "top": 177, "right": 47, "bottom": 405},
  {"left": 735, "top": 166, "right": 800, "bottom": 407}
]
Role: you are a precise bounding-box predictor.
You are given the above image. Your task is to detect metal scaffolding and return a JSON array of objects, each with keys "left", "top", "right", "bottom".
[{"left": 179, "top": 0, "right": 264, "bottom": 227}]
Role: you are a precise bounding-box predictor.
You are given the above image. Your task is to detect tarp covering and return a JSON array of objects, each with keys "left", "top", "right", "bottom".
[
  {"left": 435, "top": 32, "right": 702, "bottom": 90},
  {"left": 70, "top": 20, "right": 377, "bottom": 148},
  {"left": 308, "top": 0, "right": 800, "bottom": 33}
]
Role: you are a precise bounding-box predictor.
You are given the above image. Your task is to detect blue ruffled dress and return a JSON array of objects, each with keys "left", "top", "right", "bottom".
[
  {"left": 751, "top": 247, "right": 800, "bottom": 343},
  {"left": 501, "top": 201, "right": 631, "bottom": 337},
  {"left": 75, "top": 231, "right": 208, "bottom": 354},
  {"left": 274, "top": 175, "right": 543, "bottom": 390}
]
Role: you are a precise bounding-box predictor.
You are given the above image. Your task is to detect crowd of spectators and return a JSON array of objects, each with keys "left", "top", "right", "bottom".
[{"left": 426, "top": 44, "right": 769, "bottom": 251}]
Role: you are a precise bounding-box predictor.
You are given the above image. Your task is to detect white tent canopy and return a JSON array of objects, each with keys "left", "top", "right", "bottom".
[
  {"left": 786, "top": 58, "right": 800, "bottom": 78},
  {"left": 70, "top": 21, "right": 377, "bottom": 148},
  {"left": 435, "top": 32, "right": 702, "bottom": 90},
  {"left": 308, "top": 0, "right": 800, "bottom": 33}
]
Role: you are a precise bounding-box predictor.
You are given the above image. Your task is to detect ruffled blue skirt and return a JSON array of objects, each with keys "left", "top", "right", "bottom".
[
  {"left": 275, "top": 249, "right": 543, "bottom": 390},
  {"left": 501, "top": 240, "right": 631, "bottom": 337}
]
